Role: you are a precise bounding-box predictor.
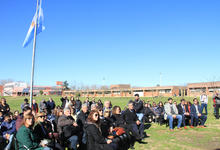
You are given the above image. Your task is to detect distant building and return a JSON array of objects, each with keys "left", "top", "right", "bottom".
[
  {"left": 187, "top": 81, "right": 220, "bottom": 97},
  {"left": 110, "top": 84, "right": 131, "bottom": 90},
  {"left": 64, "top": 82, "right": 220, "bottom": 98},
  {"left": 3, "top": 82, "right": 62, "bottom": 96},
  {"left": 0, "top": 85, "right": 3, "bottom": 96},
  {"left": 3, "top": 82, "right": 28, "bottom": 96},
  {"left": 63, "top": 84, "right": 187, "bottom": 97}
]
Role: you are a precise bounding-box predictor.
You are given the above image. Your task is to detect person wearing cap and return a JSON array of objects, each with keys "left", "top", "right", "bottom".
[{"left": 164, "top": 98, "right": 182, "bottom": 131}]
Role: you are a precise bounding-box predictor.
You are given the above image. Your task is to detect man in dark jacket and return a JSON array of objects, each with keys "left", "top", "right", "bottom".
[
  {"left": 0, "top": 98, "right": 10, "bottom": 116},
  {"left": 60, "top": 96, "right": 70, "bottom": 109},
  {"left": 57, "top": 108, "right": 78, "bottom": 150},
  {"left": 177, "top": 99, "right": 190, "bottom": 129},
  {"left": 39, "top": 99, "right": 47, "bottom": 112},
  {"left": 76, "top": 104, "right": 89, "bottom": 150},
  {"left": 190, "top": 98, "right": 207, "bottom": 128},
  {"left": 133, "top": 94, "right": 144, "bottom": 121},
  {"left": 47, "top": 97, "right": 56, "bottom": 111},
  {"left": 122, "top": 101, "right": 144, "bottom": 141},
  {"left": 75, "top": 97, "right": 82, "bottom": 113},
  {"left": 213, "top": 91, "right": 220, "bottom": 119},
  {"left": 20, "top": 98, "right": 29, "bottom": 111}
]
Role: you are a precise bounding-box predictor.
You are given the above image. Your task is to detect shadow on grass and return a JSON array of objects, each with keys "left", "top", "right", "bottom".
[{"left": 144, "top": 123, "right": 152, "bottom": 130}]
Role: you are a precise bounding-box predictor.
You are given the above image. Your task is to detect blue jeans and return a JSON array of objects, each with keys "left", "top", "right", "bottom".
[
  {"left": 191, "top": 115, "right": 207, "bottom": 126},
  {"left": 68, "top": 135, "right": 78, "bottom": 150},
  {"left": 128, "top": 123, "right": 144, "bottom": 140},
  {"left": 167, "top": 115, "right": 182, "bottom": 129},
  {"left": 201, "top": 103, "right": 208, "bottom": 114},
  {"left": 136, "top": 113, "right": 144, "bottom": 121}
]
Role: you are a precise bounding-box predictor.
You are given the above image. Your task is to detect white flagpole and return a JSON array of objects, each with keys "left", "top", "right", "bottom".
[{"left": 30, "top": 0, "right": 39, "bottom": 108}]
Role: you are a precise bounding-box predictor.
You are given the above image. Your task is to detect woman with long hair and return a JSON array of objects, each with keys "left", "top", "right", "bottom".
[
  {"left": 111, "top": 106, "right": 125, "bottom": 128},
  {"left": 85, "top": 110, "right": 117, "bottom": 150},
  {"left": 34, "top": 112, "right": 63, "bottom": 150},
  {"left": 16, "top": 114, "right": 50, "bottom": 150},
  {"left": 157, "top": 101, "right": 165, "bottom": 125}
]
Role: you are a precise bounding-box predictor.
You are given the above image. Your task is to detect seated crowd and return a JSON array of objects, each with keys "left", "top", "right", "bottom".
[{"left": 0, "top": 94, "right": 209, "bottom": 150}]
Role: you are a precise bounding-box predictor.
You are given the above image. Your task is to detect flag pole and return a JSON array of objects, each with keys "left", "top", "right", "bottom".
[{"left": 30, "top": 0, "right": 39, "bottom": 108}]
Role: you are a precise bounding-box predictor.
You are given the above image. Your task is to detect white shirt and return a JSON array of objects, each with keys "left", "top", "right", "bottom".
[{"left": 200, "top": 94, "right": 208, "bottom": 104}]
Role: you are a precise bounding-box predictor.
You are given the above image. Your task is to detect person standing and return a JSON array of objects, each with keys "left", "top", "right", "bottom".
[
  {"left": 133, "top": 94, "right": 144, "bottom": 121},
  {"left": 200, "top": 91, "right": 208, "bottom": 115},
  {"left": 75, "top": 97, "right": 82, "bottom": 113},
  {"left": 0, "top": 98, "right": 10, "bottom": 116},
  {"left": 32, "top": 99, "right": 39, "bottom": 113},
  {"left": 21, "top": 98, "right": 29, "bottom": 111},
  {"left": 47, "top": 98, "right": 56, "bottom": 111},
  {"left": 213, "top": 91, "right": 220, "bottom": 119}
]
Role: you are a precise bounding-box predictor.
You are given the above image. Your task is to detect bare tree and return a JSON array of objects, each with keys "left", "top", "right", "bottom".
[
  {"left": 0, "top": 79, "right": 14, "bottom": 86},
  {"left": 100, "top": 85, "right": 109, "bottom": 90}
]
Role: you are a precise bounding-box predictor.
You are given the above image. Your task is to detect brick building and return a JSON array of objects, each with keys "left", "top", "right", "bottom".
[
  {"left": 187, "top": 81, "right": 220, "bottom": 97},
  {"left": 0, "top": 85, "right": 3, "bottom": 96},
  {"left": 63, "top": 85, "right": 187, "bottom": 97}
]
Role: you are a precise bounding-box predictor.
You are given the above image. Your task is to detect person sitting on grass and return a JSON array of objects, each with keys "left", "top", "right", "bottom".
[
  {"left": 164, "top": 98, "right": 182, "bottom": 131},
  {"left": 190, "top": 98, "right": 207, "bottom": 128},
  {"left": 177, "top": 99, "right": 190, "bottom": 129}
]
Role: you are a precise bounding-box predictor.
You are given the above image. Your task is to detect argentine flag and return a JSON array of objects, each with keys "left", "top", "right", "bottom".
[{"left": 23, "top": 0, "right": 45, "bottom": 48}]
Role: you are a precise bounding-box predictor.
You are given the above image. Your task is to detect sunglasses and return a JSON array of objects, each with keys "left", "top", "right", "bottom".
[
  {"left": 27, "top": 118, "right": 33, "bottom": 120},
  {"left": 39, "top": 116, "right": 46, "bottom": 118},
  {"left": 94, "top": 114, "right": 99, "bottom": 117}
]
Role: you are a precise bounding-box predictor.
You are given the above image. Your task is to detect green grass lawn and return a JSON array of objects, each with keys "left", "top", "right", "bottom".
[{"left": 3, "top": 96, "right": 220, "bottom": 150}]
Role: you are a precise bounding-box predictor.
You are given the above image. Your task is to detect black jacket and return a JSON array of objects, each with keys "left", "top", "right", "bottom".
[
  {"left": 122, "top": 109, "right": 138, "bottom": 124},
  {"left": 100, "top": 117, "right": 113, "bottom": 138},
  {"left": 75, "top": 100, "right": 82, "bottom": 110},
  {"left": 177, "top": 104, "right": 186, "bottom": 115},
  {"left": 76, "top": 111, "right": 89, "bottom": 131},
  {"left": 0, "top": 104, "right": 10, "bottom": 115},
  {"left": 144, "top": 107, "right": 155, "bottom": 116},
  {"left": 110, "top": 114, "right": 125, "bottom": 128},
  {"left": 133, "top": 99, "right": 144, "bottom": 113},
  {"left": 85, "top": 123, "right": 113, "bottom": 150},
  {"left": 33, "top": 121, "right": 52, "bottom": 142},
  {"left": 60, "top": 98, "right": 68, "bottom": 109}
]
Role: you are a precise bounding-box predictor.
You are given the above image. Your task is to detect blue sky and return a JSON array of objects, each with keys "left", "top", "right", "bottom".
[{"left": 0, "top": 0, "right": 220, "bottom": 87}]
